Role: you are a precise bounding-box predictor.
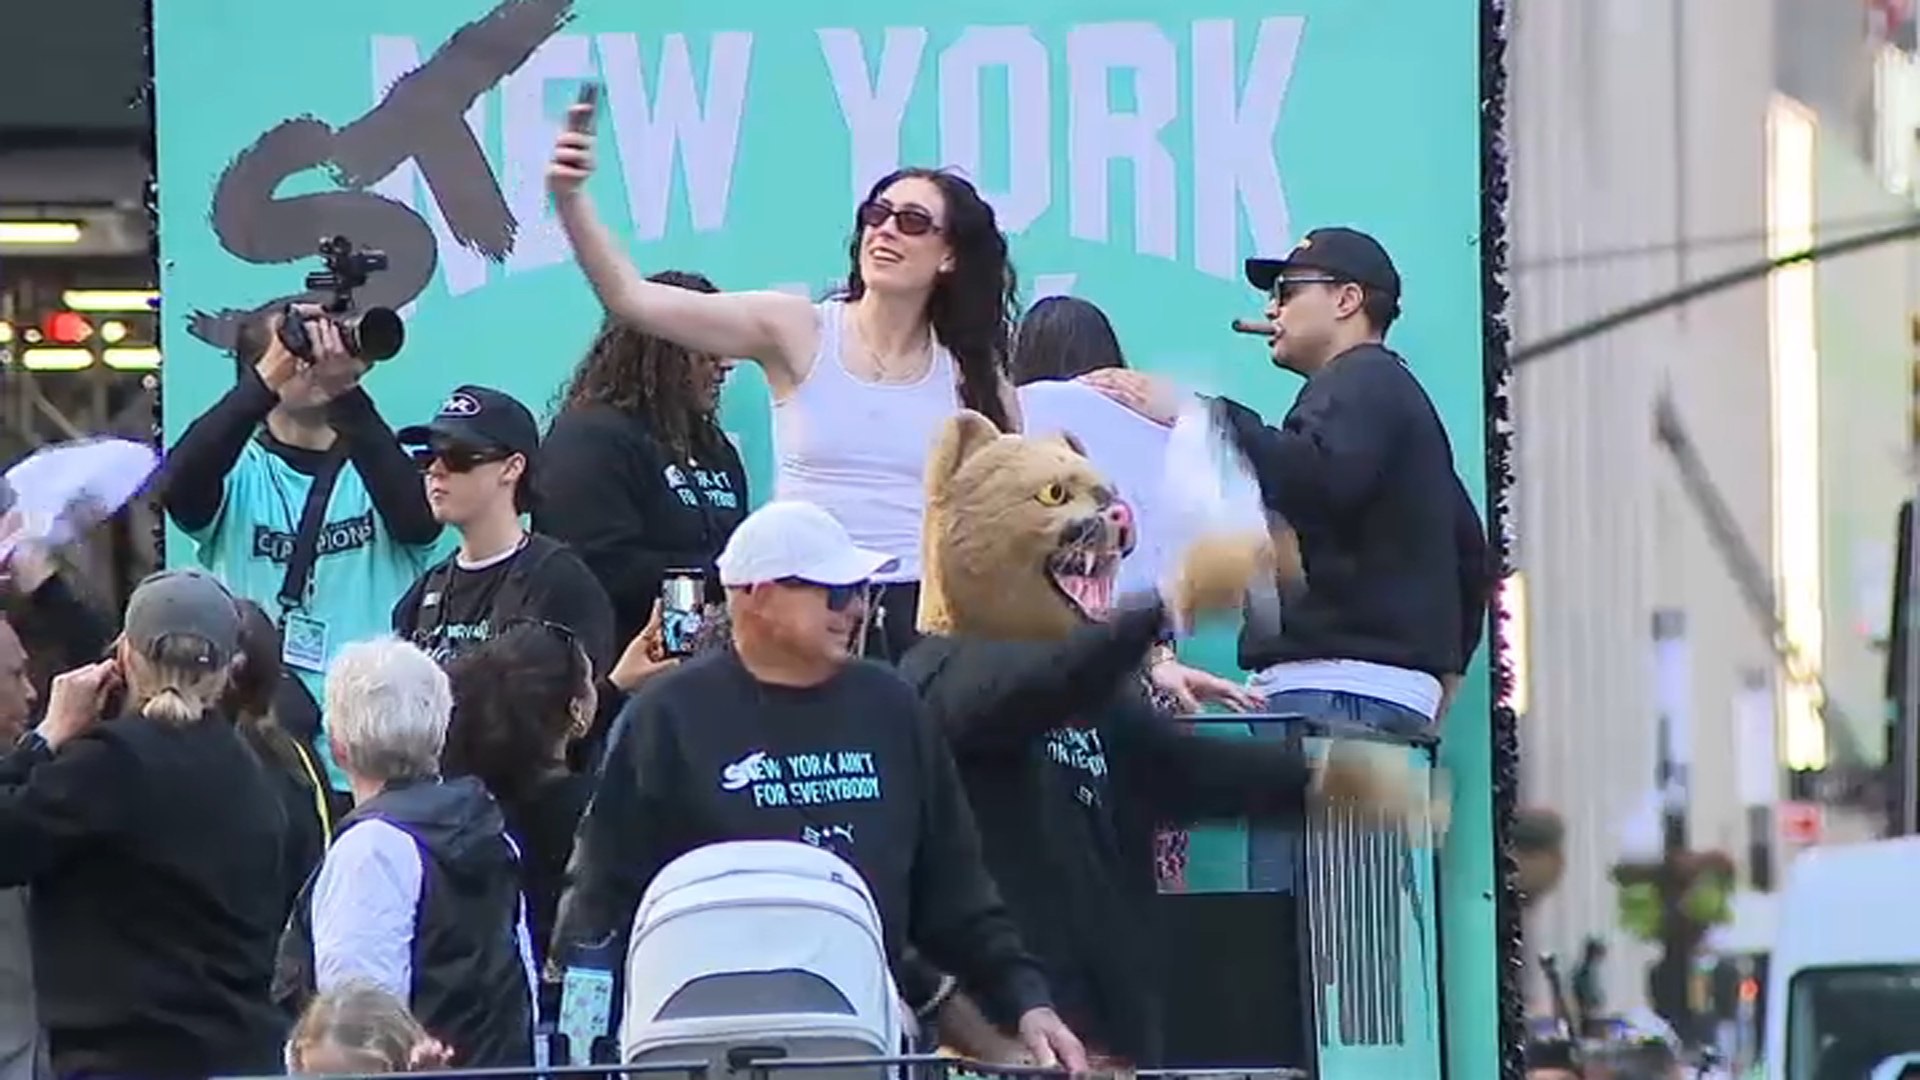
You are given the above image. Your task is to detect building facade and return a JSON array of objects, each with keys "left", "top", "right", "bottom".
[
  {"left": 1512, "top": 0, "right": 1920, "bottom": 1016},
  {"left": 1509, "top": 0, "right": 1779, "bottom": 1013}
]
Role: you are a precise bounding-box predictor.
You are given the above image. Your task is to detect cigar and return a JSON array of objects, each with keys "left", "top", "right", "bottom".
[{"left": 1232, "top": 318, "right": 1274, "bottom": 336}]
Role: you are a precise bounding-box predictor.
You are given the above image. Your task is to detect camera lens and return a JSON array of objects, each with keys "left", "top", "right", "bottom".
[{"left": 343, "top": 307, "right": 404, "bottom": 362}]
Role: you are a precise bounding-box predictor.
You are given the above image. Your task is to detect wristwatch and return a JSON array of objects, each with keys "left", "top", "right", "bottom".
[{"left": 12, "top": 728, "right": 50, "bottom": 759}]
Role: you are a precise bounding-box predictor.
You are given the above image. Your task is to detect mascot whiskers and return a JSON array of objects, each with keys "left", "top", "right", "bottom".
[{"left": 897, "top": 411, "right": 1443, "bottom": 1069}]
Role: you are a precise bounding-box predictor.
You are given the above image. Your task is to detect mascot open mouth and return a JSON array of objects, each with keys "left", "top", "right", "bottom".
[{"left": 1047, "top": 547, "right": 1120, "bottom": 620}]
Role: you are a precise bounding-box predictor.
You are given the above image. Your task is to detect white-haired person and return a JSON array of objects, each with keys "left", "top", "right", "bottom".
[
  {"left": 273, "top": 636, "right": 537, "bottom": 1071},
  {"left": 0, "top": 569, "right": 289, "bottom": 1079}
]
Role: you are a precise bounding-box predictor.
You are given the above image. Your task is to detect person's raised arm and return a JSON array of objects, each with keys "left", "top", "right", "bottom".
[
  {"left": 159, "top": 369, "right": 280, "bottom": 535},
  {"left": 898, "top": 601, "right": 1168, "bottom": 756},
  {"left": 546, "top": 104, "right": 815, "bottom": 386},
  {"left": 331, "top": 387, "right": 441, "bottom": 548},
  {"left": 0, "top": 660, "right": 137, "bottom": 885}
]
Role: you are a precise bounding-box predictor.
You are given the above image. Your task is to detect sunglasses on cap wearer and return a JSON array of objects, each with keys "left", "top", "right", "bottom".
[
  {"left": 1268, "top": 274, "right": 1354, "bottom": 305},
  {"left": 775, "top": 577, "right": 869, "bottom": 612},
  {"left": 409, "top": 443, "right": 512, "bottom": 473},
  {"left": 857, "top": 200, "right": 941, "bottom": 237}
]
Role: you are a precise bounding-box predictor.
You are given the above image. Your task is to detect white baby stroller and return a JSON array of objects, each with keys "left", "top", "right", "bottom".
[{"left": 620, "top": 840, "right": 906, "bottom": 1080}]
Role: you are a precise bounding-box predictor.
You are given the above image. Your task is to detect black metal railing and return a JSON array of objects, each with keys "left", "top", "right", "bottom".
[{"left": 234, "top": 1054, "right": 1306, "bottom": 1080}]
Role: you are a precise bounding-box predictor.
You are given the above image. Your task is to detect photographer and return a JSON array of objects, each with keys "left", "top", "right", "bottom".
[{"left": 159, "top": 306, "right": 442, "bottom": 811}]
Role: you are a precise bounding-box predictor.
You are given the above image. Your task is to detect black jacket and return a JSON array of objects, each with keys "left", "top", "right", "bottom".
[
  {"left": 0, "top": 574, "right": 113, "bottom": 691},
  {"left": 1215, "top": 344, "right": 1491, "bottom": 678},
  {"left": 277, "top": 776, "right": 534, "bottom": 1070},
  {"left": 0, "top": 713, "right": 289, "bottom": 1079},
  {"left": 535, "top": 402, "right": 748, "bottom": 650},
  {"left": 899, "top": 602, "right": 1313, "bottom": 1066}
]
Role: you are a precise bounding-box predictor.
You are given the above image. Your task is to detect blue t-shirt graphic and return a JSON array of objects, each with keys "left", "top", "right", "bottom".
[{"left": 186, "top": 440, "right": 445, "bottom": 789}]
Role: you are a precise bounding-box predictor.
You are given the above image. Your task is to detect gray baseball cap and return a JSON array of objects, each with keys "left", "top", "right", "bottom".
[{"left": 123, "top": 569, "right": 241, "bottom": 670}]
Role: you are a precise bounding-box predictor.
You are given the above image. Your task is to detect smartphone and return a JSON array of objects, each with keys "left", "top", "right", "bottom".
[
  {"left": 568, "top": 82, "right": 600, "bottom": 134},
  {"left": 659, "top": 569, "right": 706, "bottom": 658}
]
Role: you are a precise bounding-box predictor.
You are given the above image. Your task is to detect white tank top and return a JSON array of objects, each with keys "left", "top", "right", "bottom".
[{"left": 772, "top": 300, "right": 960, "bottom": 583}]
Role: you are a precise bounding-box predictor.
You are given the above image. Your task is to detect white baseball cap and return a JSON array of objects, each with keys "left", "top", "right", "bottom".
[{"left": 716, "top": 500, "right": 899, "bottom": 587}]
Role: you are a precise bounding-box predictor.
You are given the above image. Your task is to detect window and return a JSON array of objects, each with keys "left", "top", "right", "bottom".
[{"left": 1787, "top": 965, "right": 1920, "bottom": 1080}]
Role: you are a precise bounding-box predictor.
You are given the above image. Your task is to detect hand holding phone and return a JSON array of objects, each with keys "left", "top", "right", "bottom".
[
  {"left": 659, "top": 570, "right": 707, "bottom": 659},
  {"left": 548, "top": 82, "right": 601, "bottom": 198},
  {"left": 568, "top": 82, "right": 600, "bottom": 134}
]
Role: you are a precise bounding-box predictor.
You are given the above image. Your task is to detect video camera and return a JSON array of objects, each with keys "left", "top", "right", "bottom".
[{"left": 276, "top": 235, "right": 405, "bottom": 363}]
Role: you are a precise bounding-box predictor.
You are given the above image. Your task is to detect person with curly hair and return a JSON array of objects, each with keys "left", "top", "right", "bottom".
[
  {"left": 548, "top": 96, "right": 1025, "bottom": 664},
  {"left": 536, "top": 271, "right": 750, "bottom": 664}
]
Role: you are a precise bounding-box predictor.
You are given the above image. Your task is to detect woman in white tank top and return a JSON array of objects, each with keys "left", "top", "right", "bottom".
[{"left": 544, "top": 99, "right": 1022, "bottom": 663}]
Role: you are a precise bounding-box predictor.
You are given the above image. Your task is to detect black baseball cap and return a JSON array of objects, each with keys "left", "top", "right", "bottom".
[
  {"left": 1245, "top": 227, "right": 1402, "bottom": 298},
  {"left": 398, "top": 385, "right": 540, "bottom": 457}
]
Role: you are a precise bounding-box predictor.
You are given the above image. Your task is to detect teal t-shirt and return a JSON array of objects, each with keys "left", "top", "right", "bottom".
[{"left": 186, "top": 440, "right": 446, "bottom": 790}]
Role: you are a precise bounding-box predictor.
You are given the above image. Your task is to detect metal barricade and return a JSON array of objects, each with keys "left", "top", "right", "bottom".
[
  {"left": 230, "top": 1055, "right": 1306, "bottom": 1080},
  {"left": 1161, "top": 715, "right": 1443, "bottom": 1080}
]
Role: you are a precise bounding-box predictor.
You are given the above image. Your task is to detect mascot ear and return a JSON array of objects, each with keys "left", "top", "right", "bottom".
[
  {"left": 1054, "top": 431, "right": 1088, "bottom": 458},
  {"left": 924, "top": 410, "right": 1003, "bottom": 502}
]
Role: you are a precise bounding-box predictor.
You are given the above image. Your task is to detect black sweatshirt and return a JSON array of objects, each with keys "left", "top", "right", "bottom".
[
  {"left": 534, "top": 403, "right": 748, "bottom": 650},
  {"left": 898, "top": 601, "right": 1314, "bottom": 1066},
  {"left": 1, "top": 573, "right": 114, "bottom": 687},
  {"left": 1215, "top": 344, "right": 1492, "bottom": 678},
  {"left": 552, "top": 649, "right": 1052, "bottom": 1029},
  {"left": 0, "top": 714, "right": 289, "bottom": 1079},
  {"left": 160, "top": 369, "right": 441, "bottom": 546},
  {"left": 391, "top": 533, "right": 615, "bottom": 676}
]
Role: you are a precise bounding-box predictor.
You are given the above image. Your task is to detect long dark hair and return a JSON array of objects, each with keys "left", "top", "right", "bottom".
[
  {"left": 223, "top": 599, "right": 314, "bottom": 786},
  {"left": 1011, "top": 296, "right": 1128, "bottom": 386},
  {"left": 838, "top": 168, "right": 1016, "bottom": 432},
  {"left": 554, "top": 270, "right": 731, "bottom": 464},
  {"left": 443, "top": 622, "right": 587, "bottom": 803}
]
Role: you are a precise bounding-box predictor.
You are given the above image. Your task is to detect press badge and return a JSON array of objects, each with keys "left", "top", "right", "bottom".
[
  {"left": 281, "top": 612, "right": 330, "bottom": 672},
  {"left": 557, "top": 966, "right": 615, "bottom": 1064}
]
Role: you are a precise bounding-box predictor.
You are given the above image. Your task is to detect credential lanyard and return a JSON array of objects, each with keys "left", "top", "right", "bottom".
[{"left": 277, "top": 453, "right": 347, "bottom": 618}]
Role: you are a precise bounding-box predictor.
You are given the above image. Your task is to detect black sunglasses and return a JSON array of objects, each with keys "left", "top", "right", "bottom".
[
  {"left": 1269, "top": 274, "right": 1350, "bottom": 304},
  {"left": 776, "top": 577, "right": 869, "bottom": 612},
  {"left": 410, "top": 444, "right": 511, "bottom": 473},
  {"left": 858, "top": 200, "right": 940, "bottom": 237}
]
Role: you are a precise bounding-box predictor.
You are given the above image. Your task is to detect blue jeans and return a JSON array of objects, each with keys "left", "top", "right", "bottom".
[{"left": 1247, "top": 689, "right": 1432, "bottom": 892}]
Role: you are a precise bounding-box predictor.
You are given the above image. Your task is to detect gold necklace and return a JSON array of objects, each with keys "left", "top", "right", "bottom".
[{"left": 850, "top": 309, "right": 931, "bottom": 383}]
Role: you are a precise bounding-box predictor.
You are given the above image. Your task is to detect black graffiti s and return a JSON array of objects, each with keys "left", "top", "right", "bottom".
[{"left": 189, "top": 0, "right": 577, "bottom": 353}]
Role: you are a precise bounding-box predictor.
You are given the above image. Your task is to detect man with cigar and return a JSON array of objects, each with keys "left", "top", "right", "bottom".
[
  {"left": 1209, "top": 226, "right": 1491, "bottom": 907},
  {"left": 1218, "top": 226, "right": 1489, "bottom": 743}
]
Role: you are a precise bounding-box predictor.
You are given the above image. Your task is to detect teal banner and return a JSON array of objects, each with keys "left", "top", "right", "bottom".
[{"left": 153, "top": 1, "right": 1499, "bottom": 1075}]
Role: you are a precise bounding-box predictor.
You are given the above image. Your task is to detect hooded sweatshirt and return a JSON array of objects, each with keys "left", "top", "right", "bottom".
[
  {"left": 898, "top": 600, "right": 1315, "bottom": 1066},
  {"left": 275, "top": 776, "right": 535, "bottom": 1069}
]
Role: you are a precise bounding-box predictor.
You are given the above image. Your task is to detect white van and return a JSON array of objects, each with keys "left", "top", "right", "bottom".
[{"left": 1765, "top": 837, "right": 1920, "bottom": 1080}]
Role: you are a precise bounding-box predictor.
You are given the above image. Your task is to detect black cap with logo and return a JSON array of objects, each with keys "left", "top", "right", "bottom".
[
  {"left": 398, "top": 385, "right": 540, "bottom": 458},
  {"left": 1245, "top": 227, "right": 1402, "bottom": 298}
]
